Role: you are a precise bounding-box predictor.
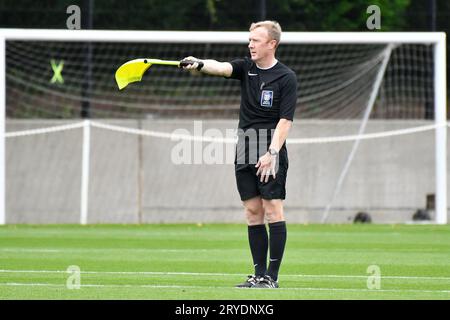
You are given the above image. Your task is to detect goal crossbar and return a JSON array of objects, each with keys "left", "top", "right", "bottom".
[{"left": 0, "top": 29, "right": 445, "bottom": 44}]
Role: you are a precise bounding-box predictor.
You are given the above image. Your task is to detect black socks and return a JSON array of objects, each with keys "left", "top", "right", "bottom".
[
  {"left": 267, "top": 221, "right": 287, "bottom": 281},
  {"left": 248, "top": 224, "right": 268, "bottom": 277},
  {"left": 248, "top": 221, "right": 287, "bottom": 281}
]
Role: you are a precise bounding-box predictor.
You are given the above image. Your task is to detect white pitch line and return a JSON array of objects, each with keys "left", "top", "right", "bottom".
[
  {"left": 0, "top": 248, "right": 239, "bottom": 253},
  {"left": 0, "top": 282, "right": 449, "bottom": 294},
  {"left": 0, "top": 247, "right": 446, "bottom": 258},
  {"left": 0, "top": 269, "right": 449, "bottom": 281},
  {"left": 0, "top": 248, "right": 61, "bottom": 253}
]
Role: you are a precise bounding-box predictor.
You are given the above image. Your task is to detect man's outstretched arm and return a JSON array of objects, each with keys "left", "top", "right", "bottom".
[{"left": 181, "top": 56, "right": 233, "bottom": 77}]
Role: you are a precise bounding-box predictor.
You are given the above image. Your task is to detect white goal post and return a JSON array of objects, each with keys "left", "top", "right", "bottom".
[{"left": 0, "top": 29, "right": 447, "bottom": 224}]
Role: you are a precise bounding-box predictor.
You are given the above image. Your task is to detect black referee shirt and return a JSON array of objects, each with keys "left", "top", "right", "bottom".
[
  {"left": 228, "top": 57, "right": 297, "bottom": 158},
  {"left": 228, "top": 57, "right": 298, "bottom": 131}
]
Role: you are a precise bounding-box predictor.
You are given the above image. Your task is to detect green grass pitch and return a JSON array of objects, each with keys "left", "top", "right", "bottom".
[{"left": 0, "top": 223, "right": 449, "bottom": 299}]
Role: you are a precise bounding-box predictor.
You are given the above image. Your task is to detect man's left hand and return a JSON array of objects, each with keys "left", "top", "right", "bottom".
[{"left": 255, "top": 152, "right": 277, "bottom": 183}]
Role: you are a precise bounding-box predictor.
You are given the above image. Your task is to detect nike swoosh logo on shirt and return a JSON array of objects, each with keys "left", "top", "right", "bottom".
[{"left": 248, "top": 72, "right": 258, "bottom": 76}]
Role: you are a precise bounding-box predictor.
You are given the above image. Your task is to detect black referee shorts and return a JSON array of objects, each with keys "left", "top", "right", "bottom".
[{"left": 234, "top": 148, "right": 289, "bottom": 201}]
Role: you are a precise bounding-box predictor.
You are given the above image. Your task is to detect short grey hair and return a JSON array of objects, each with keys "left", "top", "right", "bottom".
[{"left": 249, "top": 20, "right": 282, "bottom": 47}]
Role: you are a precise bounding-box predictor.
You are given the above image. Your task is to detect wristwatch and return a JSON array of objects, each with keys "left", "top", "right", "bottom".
[{"left": 268, "top": 148, "right": 278, "bottom": 156}]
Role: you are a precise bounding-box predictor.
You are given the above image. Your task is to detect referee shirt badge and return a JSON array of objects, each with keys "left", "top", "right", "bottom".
[{"left": 260, "top": 90, "right": 273, "bottom": 107}]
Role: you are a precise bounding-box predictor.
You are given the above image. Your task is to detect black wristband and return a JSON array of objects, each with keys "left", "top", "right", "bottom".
[
  {"left": 180, "top": 59, "right": 204, "bottom": 71},
  {"left": 196, "top": 61, "right": 204, "bottom": 71}
]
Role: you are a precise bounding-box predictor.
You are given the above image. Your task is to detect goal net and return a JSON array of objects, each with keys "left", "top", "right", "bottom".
[{"left": 0, "top": 30, "right": 447, "bottom": 224}]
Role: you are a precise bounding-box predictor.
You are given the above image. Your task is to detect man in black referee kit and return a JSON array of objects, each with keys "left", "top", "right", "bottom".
[{"left": 182, "top": 20, "right": 297, "bottom": 288}]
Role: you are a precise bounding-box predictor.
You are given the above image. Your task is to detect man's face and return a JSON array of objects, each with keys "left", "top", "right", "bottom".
[{"left": 248, "top": 27, "right": 276, "bottom": 63}]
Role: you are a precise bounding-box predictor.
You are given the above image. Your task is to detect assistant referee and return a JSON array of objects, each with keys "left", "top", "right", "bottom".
[{"left": 182, "top": 20, "right": 298, "bottom": 289}]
